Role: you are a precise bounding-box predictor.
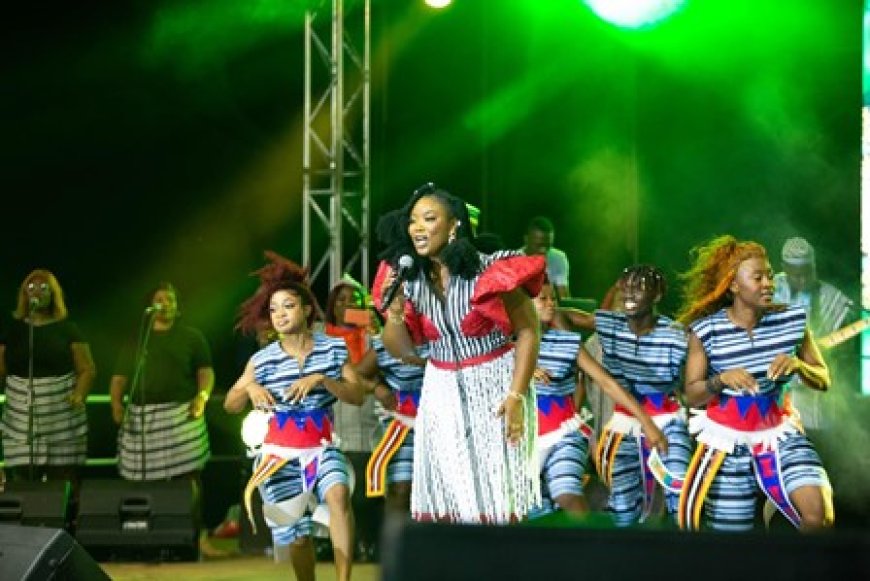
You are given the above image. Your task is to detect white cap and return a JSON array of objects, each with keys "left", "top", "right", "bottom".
[{"left": 781, "top": 237, "right": 815, "bottom": 266}]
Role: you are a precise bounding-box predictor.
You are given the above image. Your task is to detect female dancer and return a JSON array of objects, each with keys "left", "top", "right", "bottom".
[
  {"left": 224, "top": 251, "right": 365, "bottom": 581},
  {"left": 374, "top": 182, "right": 545, "bottom": 524},
  {"left": 557, "top": 265, "right": 690, "bottom": 526},
  {"left": 359, "top": 337, "right": 428, "bottom": 515},
  {"left": 676, "top": 235, "right": 833, "bottom": 532},
  {"left": 531, "top": 278, "right": 666, "bottom": 518}
]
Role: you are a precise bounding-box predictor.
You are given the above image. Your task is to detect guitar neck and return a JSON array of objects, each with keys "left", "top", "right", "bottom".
[{"left": 817, "top": 319, "right": 870, "bottom": 349}]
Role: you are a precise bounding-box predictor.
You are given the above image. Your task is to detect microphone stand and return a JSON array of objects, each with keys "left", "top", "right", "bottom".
[
  {"left": 124, "top": 308, "right": 158, "bottom": 481},
  {"left": 26, "top": 302, "right": 37, "bottom": 482}
]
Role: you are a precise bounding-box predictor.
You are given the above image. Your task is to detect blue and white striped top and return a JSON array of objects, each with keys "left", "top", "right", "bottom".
[
  {"left": 689, "top": 305, "right": 806, "bottom": 397},
  {"left": 373, "top": 337, "right": 427, "bottom": 393},
  {"left": 405, "top": 250, "right": 521, "bottom": 363},
  {"left": 251, "top": 332, "right": 348, "bottom": 413},
  {"left": 596, "top": 311, "right": 687, "bottom": 398},
  {"left": 535, "top": 329, "right": 582, "bottom": 397}
]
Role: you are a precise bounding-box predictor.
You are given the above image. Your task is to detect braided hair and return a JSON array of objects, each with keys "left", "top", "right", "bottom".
[
  {"left": 375, "top": 182, "right": 501, "bottom": 280},
  {"left": 619, "top": 264, "right": 667, "bottom": 299}
]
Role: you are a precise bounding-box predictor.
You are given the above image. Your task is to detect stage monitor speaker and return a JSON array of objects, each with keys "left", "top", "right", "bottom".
[
  {"left": 0, "top": 524, "right": 110, "bottom": 580},
  {"left": 0, "top": 480, "right": 70, "bottom": 529},
  {"left": 381, "top": 517, "right": 870, "bottom": 581},
  {"left": 76, "top": 479, "right": 198, "bottom": 561}
]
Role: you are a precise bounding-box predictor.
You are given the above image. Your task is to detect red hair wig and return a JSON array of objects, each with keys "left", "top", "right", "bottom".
[
  {"left": 676, "top": 235, "right": 767, "bottom": 325},
  {"left": 235, "top": 251, "right": 322, "bottom": 338}
]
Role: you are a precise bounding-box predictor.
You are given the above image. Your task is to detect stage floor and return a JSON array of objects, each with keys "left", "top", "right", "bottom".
[
  {"left": 99, "top": 539, "right": 380, "bottom": 581},
  {"left": 101, "top": 559, "right": 379, "bottom": 581}
]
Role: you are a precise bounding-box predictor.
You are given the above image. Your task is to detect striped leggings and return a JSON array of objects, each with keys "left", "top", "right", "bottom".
[{"left": 608, "top": 419, "right": 692, "bottom": 527}]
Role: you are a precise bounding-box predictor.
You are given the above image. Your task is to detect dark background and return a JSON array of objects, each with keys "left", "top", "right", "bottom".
[{"left": 2, "top": 0, "right": 865, "bottom": 526}]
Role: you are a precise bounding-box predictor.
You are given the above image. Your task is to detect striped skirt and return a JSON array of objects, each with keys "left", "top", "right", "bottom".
[
  {"left": 0, "top": 373, "right": 87, "bottom": 467},
  {"left": 118, "top": 401, "right": 210, "bottom": 480},
  {"left": 412, "top": 349, "right": 539, "bottom": 524}
]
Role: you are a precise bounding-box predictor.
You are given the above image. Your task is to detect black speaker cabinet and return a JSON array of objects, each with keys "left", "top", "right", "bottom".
[
  {"left": 0, "top": 524, "right": 110, "bottom": 580},
  {"left": 76, "top": 479, "right": 198, "bottom": 561},
  {"left": 0, "top": 480, "right": 70, "bottom": 529},
  {"left": 381, "top": 517, "right": 870, "bottom": 581}
]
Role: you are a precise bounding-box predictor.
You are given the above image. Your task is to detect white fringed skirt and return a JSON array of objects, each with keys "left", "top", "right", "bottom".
[{"left": 411, "top": 348, "right": 539, "bottom": 524}]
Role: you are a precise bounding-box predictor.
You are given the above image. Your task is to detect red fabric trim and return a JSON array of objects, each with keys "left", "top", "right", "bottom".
[
  {"left": 706, "top": 396, "right": 786, "bottom": 432},
  {"left": 264, "top": 415, "right": 333, "bottom": 449},
  {"left": 537, "top": 395, "right": 577, "bottom": 435},
  {"left": 413, "top": 512, "right": 522, "bottom": 524},
  {"left": 396, "top": 392, "right": 420, "bottom": 418},
  {"left": 417, "top": 311, "right": 440, "bottom": 342},
  {"left": 428, "top": 343, "right": 514, "bottom": 370},
  {"left": 371, "top": 260, "right": 391, "bottom": 312},
  {"left": 465, "top": 255, "right": 546, "bottom": 337},
  {"left": 404, "top": 300, "right": 427, "bottom": 345},
  {"left": 614, "top": 395, "right": 681, "bottom": 417}
]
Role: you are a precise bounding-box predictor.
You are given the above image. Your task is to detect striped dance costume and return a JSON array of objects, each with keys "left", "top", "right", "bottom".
[
  {"left": 531, "top": 329, "right": 593, "bottom": 518},
  {"left": 243, "top": 333, "right": 353, "bottom": 546},
  {"left": 680, "top": 306, "right": 832, "bottom": 532},
  {"left": 594, "top": 311, "right": 691, "bottom": 527}
]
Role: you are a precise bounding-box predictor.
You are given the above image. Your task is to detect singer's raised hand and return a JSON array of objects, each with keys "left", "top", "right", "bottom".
[
  {"left": 379, "top": 254, "right": 414, "bottom": 312},
  {"left": 381, "top": 268, "right": 406, "bottom": 313}
]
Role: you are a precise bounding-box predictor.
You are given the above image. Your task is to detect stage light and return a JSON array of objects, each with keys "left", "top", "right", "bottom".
[
  {"left": 424, "top": 0, "right": 452, "bottom": 9},
  {"left": 584, "top": 0, "right": 686, "bottom": 29}
]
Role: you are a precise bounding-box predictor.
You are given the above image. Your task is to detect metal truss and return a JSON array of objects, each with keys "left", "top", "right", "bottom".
[{"left": 303, "top": 0, "right": 371, "bottom": 293}]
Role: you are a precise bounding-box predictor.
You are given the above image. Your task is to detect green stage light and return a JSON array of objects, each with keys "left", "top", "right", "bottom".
[
  {"left": 424, "top": 0, "right": 452, "bottom": 9},
  {"left": 584, "top": 0, "right": 686, "bottom": 29}
]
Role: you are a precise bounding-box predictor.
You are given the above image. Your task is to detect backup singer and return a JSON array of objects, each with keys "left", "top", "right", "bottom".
[
  {"left": 110, "top": 282, "right": 213, "bottom": 482},
  {"left": 0, "top": 269, "right": 96, "bottom": 488}
]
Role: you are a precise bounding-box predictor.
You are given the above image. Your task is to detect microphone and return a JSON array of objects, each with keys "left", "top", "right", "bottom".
[
  {"left": 145, "top": 303, "right": 164, "bottom": 314},
  {"left": 28, "top": 296, "right": 40, "bottom": 310},
  {"left": 382, "top": 255, "right": 414, "bottom": 310}
]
